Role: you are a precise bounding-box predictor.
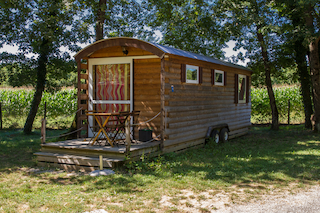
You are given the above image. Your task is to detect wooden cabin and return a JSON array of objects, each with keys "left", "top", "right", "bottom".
[
  {"left": 74, "top": 37, "right": 252, "bottom": 153},
  {"left": 35, "top": 37, "right": 252, "bottom": 171}
]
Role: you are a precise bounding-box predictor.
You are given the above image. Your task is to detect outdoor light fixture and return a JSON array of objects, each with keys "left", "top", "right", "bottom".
[{"left": 122, "top": 46, "right": 128, "bottom": 55}]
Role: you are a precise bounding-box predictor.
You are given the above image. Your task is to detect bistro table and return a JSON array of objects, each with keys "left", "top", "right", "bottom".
[{"left": 86, "top": 111, "right": 139, "bottom": 146}]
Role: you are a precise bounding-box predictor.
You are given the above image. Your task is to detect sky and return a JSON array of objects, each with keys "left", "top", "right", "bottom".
[{"left": 0, "top": 40, "right": 248, "bottom": 66}]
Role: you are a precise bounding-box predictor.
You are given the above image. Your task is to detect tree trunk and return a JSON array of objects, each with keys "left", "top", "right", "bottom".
[
  {"left": 23, "top": 40, "right": 49, "bottom": 134},
  {"left": 305, "top": 5, "right": 320, "bottom": 132},
  {"left": 309, "top": 38, "right": 320, "bottom": 132},
  {"left": 69, "top": 0, "right": 107, "bottom": 136},
  {"left": 290, "top": 10, "right": 313, "bottom": 128},
  {"left": 256, "top": 27, "right": 279, "bottom": 130},
  {"left": 294, "top": 39, "right": 313, "bottom": 128},
  {"left": 95, "top": 0, "right": 106, "bottom": 41}
]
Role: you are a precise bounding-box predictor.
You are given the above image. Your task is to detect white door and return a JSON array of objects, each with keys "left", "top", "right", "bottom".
[{"left": 88, "top": 58, "right": 133, "bottom": 137}]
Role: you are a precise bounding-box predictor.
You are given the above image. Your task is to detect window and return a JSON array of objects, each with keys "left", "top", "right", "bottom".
[
  {"left": 238, "top": 74, "right": 246, "bottom": 103},
  {"left": 214, "top": 70, "right": 224, "bottom": 86},
  {"left": 186, "top": 65, "right": 199, "bottom": 84}
]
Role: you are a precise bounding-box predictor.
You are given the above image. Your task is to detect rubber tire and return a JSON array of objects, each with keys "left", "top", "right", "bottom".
[
  {"left": 210, "top": 130, "right": 220, "bottom": 144},
  {"left": 219, "top": 128, "right": 229, "bottom": 143}
]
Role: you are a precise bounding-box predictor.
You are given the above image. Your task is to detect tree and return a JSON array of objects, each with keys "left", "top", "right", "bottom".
[
  {"left": 78, "top": 0, "right": 155, "bottom": 42},
  {"left": 305, "top": 4, "right": 320, "bottom": 132},
  {"left": 0, "top": 0, "right": 82, "bottom": 134},
  {"left": 274, "top": 0, "right": 320, "bottom": 131},
  {"left": 294, "top": 39, "right": 313, "bottom": 128},
  {"left": 145, "top": 0, "right": 227, "bottom": 58},
  {"left": 278, "top": 2, "right": 314, "bottom": 128},
  {"left": 215, "top": 0, "right": 281, "bottom": 130},
  {"left": 0, "top": 52, "right": 77, "bottom": 92}
]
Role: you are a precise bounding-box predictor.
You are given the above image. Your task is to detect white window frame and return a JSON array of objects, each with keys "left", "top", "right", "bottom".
[
  {"left": 186, "top": 65, "right": 199, "bottom": 84},
  {"left": 238, "top": 74, "right": 246, "bottom": 104},
  {"left": 214, "top": 70, "right": 224, "bottom": 86}
]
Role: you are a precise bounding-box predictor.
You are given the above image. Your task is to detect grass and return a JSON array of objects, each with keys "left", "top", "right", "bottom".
[
  {"left": 2, "top": 115, "right": 74, "bottom": 130},
  {"left": 0, "top": 125, "right": 320, "bottom": 212}
]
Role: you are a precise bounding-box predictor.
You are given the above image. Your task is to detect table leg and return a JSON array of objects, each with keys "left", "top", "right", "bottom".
[
  {"left": 90, "top": 115, "right": 113, "bottom": 147},
  {"left": 100, "top": 116, "right": 113, "bottom": 147}
]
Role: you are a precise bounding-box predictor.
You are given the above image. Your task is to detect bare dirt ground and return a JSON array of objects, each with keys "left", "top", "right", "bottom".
[
  {"left": 156, "top": 185, "right": 320, "bottom": 213},
  {"left": 85, "top": 185, "right": 320, "bottom": 213}
]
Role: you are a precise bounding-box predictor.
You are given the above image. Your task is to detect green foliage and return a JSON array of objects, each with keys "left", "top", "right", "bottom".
[
  {"left": 186, "top": 68, "right": 197, "bottom": 81},
  {"left": 0, "top": 54, "right": 77, "bottom": 90},
  {"left": 251, "top": 64, "right": 300, "bottom": 87},
  {"left": 251, "top": 86, "right": 304, "bottom": 123},
  {"left": 0, "top": 0, "right": 86, "bottom": 132},
  {"left": 145, "top": 0, "right": 227, "bottom": 58},
  {"left": 76, "top": 0, "right": 155, "bottom": 41},
  {"left": 0, "top": 89, "right": 76, "bottom": 117},
  {"left": 0, "top": 89, "right": 77, "bottom": 129},
  {"left": 124, "top": 153, "right": 167, "bottom": 175},
  {"left": 0, "top": 67, "right": 8, "bottom": 86}
]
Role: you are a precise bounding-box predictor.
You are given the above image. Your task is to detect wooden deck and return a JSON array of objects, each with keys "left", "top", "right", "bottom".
[{"left": 35, "top": 139, "right": 161, "bottom": 171}]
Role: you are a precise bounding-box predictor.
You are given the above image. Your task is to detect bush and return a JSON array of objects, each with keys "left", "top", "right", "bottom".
[{"left": 251, "top": 86, "right": 304, "bottom": 124}]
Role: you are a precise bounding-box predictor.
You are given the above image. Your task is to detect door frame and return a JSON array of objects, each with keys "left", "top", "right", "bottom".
[{"left": 87, "top": 55, "right": 158, "bottom": 137}]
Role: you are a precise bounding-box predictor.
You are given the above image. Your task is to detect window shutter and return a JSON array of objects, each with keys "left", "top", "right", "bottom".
[
  {"left": 224, "top": 71, "right": 227, "bottom": 86},
  {"left": 181, "top": 64, "right": 186, "bottom": 83},
  {"left": 211, "top": 69, "right": 215, "bottom": 85},
  {"left": 199, "top": 67, "right": 203, "bottom": 84},
  {"left": 246, "top": 75, "right": 250, "bottom": 103},
  {"left": 234, "top": 74, "right": 238, "bottom": 104}
]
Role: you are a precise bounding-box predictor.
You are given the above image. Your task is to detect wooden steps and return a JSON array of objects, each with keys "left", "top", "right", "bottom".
[
  {"left": 35, "top": 152, "right": 123, "bottom": 171},
  {"left": 35, "top": 139, "right": 161, "bottom": 171}
]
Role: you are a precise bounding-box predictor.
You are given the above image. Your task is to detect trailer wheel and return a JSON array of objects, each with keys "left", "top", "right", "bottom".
[
  {"left": 210, "top": 130, "right": 220, "bottom": 144},
  {"left": 219, "top": 128, "right": 229, "bottom": 143}
]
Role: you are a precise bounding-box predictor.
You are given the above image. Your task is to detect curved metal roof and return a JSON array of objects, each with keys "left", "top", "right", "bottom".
[
  {"left": 150, "top": 42, "right": 251, "bottom": 71},
  {"left": 75, "top": 37, "right": 251, "bottom": 72}
]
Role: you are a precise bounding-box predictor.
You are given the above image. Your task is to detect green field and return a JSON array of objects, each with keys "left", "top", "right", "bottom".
[
  {"left": 0, "top": 89, "right": 77, "bottom": 129},
  {"left": 0, "top": 125, "right": 319, "bottom": 212},
  {"left": 0, "top": 86, "right": 305, "bottom": 131},
  {"left": 251, "top": 86, "right": 304, "bottom": 124}
]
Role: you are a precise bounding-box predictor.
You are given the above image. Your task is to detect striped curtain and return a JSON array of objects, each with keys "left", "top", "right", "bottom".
[{"left": 95, "top": 63, "right": 130, "bottom": 113}]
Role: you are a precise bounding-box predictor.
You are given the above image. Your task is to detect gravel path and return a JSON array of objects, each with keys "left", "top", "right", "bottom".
[{"left": 218, "top": 186, "right": 320, "bottom": 213}]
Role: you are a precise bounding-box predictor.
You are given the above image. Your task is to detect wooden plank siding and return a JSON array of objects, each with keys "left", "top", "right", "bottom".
[
  {"left": 88, "top": 46, "right": 154, "bottom": 58},
  {"left": 77, "top": 61, "right": 89, "bottom": 138},
  {"left": 133, "top": 58, "right": 162, "bottom": 138},
  {"left": 162, "top": 56, "right": 251, "bottom": 151}
]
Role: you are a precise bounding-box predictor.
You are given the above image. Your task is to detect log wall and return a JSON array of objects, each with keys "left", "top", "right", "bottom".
[
  {"left": 133, "top": 58, "right": 162, "bottom": 138},
  {"left": 162, "top": 55, "right": 252, "bottom": 152}
]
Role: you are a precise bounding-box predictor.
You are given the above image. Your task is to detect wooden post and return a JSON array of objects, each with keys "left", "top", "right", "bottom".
[
  {"left": 41, "top": 118, "right": 46, "bottom": 144},
  {"left": 288, "top": 99, "right": 290, "bottom": 125},
  {"left": 160, "top": 56, "right": 166, "bottom": 151},
  {"left": 0, "top": 102, "right": 2, "bottom": 130},
  {"left": 125, "top": 116, "right": 131, "bottom": 156},
  {"left": 44, "top": 101, "right": 47, "bottom": 119},
  {"left": 99, "top": 155, "right": 103, "bottom": 170},
  {"left": 41, "top": 102, "right": 47, "bottom": 144},
  {"left": 77, "top": 60, "right": 82, "bottom": 139}
]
